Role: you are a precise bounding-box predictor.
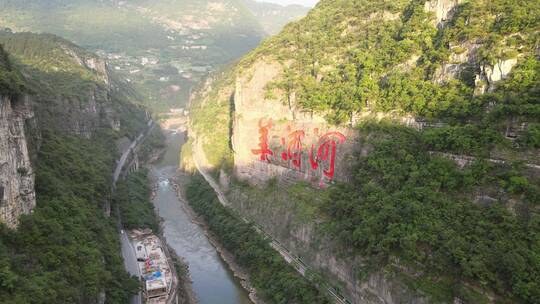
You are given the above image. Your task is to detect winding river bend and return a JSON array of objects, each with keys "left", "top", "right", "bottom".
[{"left": 151, "top": 131, "right": 252, "bottom": 304}]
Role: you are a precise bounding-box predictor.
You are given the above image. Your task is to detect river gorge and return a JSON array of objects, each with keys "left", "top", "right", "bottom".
[{"left": 150, "top": 130, "right": 252, "bottom": 304}]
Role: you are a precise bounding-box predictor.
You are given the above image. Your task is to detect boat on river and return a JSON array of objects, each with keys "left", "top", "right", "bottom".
[{"left": 129, "top": 229, "right": 177, "bottom": 304}]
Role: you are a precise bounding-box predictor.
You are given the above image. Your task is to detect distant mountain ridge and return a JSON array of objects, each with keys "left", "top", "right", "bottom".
[
  {"left": 241, "top": 0, "right": 310, "bottom": 34},
  {"left": 0, "top": 0, "right": 308, "bottom": 112},
  {"left": 0, "top": 0, "right": 263, "bottom": 54}
]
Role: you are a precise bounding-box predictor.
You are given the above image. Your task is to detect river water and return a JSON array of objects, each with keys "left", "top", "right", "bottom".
[{"left": 150, "top": 131, "right": 252, "bottom": 304}]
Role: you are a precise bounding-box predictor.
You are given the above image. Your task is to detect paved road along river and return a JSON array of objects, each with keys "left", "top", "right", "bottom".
[{"left": 151, "top": 131, "right": 252, "bottom": 304}]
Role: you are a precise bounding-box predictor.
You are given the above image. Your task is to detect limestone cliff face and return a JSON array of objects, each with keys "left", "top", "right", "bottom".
[
  {"left": 29, "top": 51, "right": 122, "bottom": 137},
  {"left": 0, "top": 32, "right": 124, "bottom": 138},
  {"left": 0, "top": 95, "right": 36, "bottom": 228},
  {"left": 0, "top": 57, "right": 123, "bottom": 228},
  {"left": 221, "top": 60, "right": 428, "bottom": 304},
  {"left": 424, "top": 0, "right": 461, "bottom": 28},
  {"left": 0, "top": 33, "right": 145, "bottom": 228},
  {"left": 31, "top": 86, "right": 121, "bottom": 138},
  {"left": 433, "top": 39, "right": 518, "bottom": 94},
  {"left": 227, "top": 185, "right": 429, "bottom": 304},
  {"left": 478, "top": 57, "right": 519, "bottom": 93},
  {"left": 188, "top": 0, "right": 531, "bottom": 302},
  {"left": 232, "top": 60, "right": 360, "bottom": 186},
  {"left": 230, "top": 1, "right": 522, "bottom": 187},
  {"left": 423, "top": 0, "right": 520, "bottom": 93},
  {"left": 194, "top": 7, "right": 523, "bottom": 303}
]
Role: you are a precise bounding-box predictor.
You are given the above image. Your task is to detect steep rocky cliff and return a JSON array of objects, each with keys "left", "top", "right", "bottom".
[
  {"left": 226, "top": 180, "right": 430, "bottom": 304},
  {"left": 0, "top": 31, "right": 146, "bottom": 138},
  {"left": 0, "top": 33, "right": 145, "bottom": 302},
  {"left": 186, "top": 0, "right": 539, "bottom": 303},
  {"left": 0, "top": 95, "right": 35, "bottom": 228},
  {"left": 0, "top": 32, "right": 147, "bottom": 227},
  {"left": 190, "top": 0, "right": 538, "bottom": 185}
]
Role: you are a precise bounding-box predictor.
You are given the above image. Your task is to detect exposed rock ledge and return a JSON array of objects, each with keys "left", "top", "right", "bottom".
[
  {"left": 0, "top": 95, "right": 36, "bottom": 228},
  {"left": 424, "top": 0, "right": 462, "bottom": 28}
]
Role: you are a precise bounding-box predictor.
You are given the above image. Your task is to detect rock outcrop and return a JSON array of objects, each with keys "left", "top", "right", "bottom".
[
  {"left": 433, "top": 41, "right": 482, "bottom": 84},
  {"left": 30, "top": 49, "right": 122, "bottom": 137},
  {"left": 0, "top": 95, "right": 36, "bottom": 228},
  {"left": 481, "top": 58, "right": 519, "bottom": 92},
  {"left": 424, "top": 0, "right": 462, "bottom": 28},
  {"left": 232, "top": 61, "right": 359, "bottom": 186},
  {"left": 0, "top": 32, "right": 147, "bottom": 228},
  {"left": 227, "top": 184, "right": 429, "bottom": 304},
  {"left": 31, "top": 88, "right": 122, "bottom": 138}
]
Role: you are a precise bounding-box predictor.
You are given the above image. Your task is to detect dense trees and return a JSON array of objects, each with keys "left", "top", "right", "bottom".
[
  {"left": 0, "top": 30, "right": 105, "bottom": 98},
  {"left": 0, "top": 30, "right": 157, "bottom": 304},
  {"left": 0, "top": 45, "right": 24, "bottom": 96},
  {"left": 0, "top": 131, "right": 138, "bottom": 304},
  {"left": 187, "top": 0, "right": 539, "bottom": 301},
  {"left": 114, "top": 170, "right": 159, "bottom": 232},
  {"left": 250, "top": 0, "right": 539, "bottom": 129},
  {"left": 186, "top": 174, "right": 330, "bottom": 304},
  {"left": 322, "top": 123, "right": 540, "bottom": 303}
]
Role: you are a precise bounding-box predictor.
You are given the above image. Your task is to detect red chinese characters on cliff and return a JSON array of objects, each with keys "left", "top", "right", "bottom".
[
  {"left": 251, "top": 120, "right": 346, "bottom": 181},
  {"left": 251, "top": 119, "right": 274, "bottom": 162},
  {"left": 281, "top": 129, "right": 305, "bottom": 169},
  {"left": 309, "top": 131, "right": 346, "bottom": 180}
]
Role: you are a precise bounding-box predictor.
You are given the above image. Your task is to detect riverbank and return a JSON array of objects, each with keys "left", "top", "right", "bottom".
[
  {"left": 148, "top": 127, "right": 251, "bottom": 303},
  {"left": 171, "top": 172, "right": 262, "bottom": 304},
  {"left": 115, "top": 123, "right": 197, "bottom": 304},
  {"left": 149, "top": 174, "right": 198, "bottom": 304},
  {"left": 145, "top": 141, "right": 197, "bottom": 304},
  {"left": 182, "top": 173, "right": 331, "bottom": 304}
]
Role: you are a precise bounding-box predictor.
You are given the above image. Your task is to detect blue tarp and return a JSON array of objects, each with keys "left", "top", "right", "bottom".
[{"left": 144, "top": 271, "right": 162, "bottom": 280}]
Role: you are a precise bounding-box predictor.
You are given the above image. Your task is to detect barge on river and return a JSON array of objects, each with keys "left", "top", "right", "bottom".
[{"left": 130, "top": 229, "right": 177, "bottom": 304}]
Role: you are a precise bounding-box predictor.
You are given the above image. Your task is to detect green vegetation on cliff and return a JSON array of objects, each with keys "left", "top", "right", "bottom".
[
  {"left": 323, "top": 122, "right": 539, "bottom": 303},
  {"left": 114, "top": 169, "right": 159, "bottom": 232},
  {"left": 0, "top": 31, "right": 149, "bottom": 139},
  {"left": 188, "top": 67, "right": 236, "bottom": 169},
  {"left": 251, "top": 0, "right": 539, "bottom": 122},
  {"left": 0, "top": 45, "right": 24, "bottom": 96},
  {"left": 0, "top": 131, "right": 138, "bottom": 304},
  {"left": 0, "top": 30, "right": 107, "bottom": 98},
  {"left": 190, "top": 0, "right": 539, "bottom": 168},
  {"left": 186, "top": 0, "right": 540, "bottom": 302},
  {"left": 186, "top": 174, "right": 330, "bottom": 304}
]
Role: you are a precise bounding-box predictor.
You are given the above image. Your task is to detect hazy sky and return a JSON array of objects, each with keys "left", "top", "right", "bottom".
[{"left": 259, "top": 0, "right": 319, "bottom": 7}]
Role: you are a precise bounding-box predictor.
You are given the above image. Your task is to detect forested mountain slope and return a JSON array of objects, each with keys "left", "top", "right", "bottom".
[
  {"left": 185, "top": 0, "right": 540, "bottom": 303},
  {"left": 0, "top": 32, "right": 147, "bottom": 303},
  {"left": 0, "top": 30, "right": 148, "bottom": 137}
]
